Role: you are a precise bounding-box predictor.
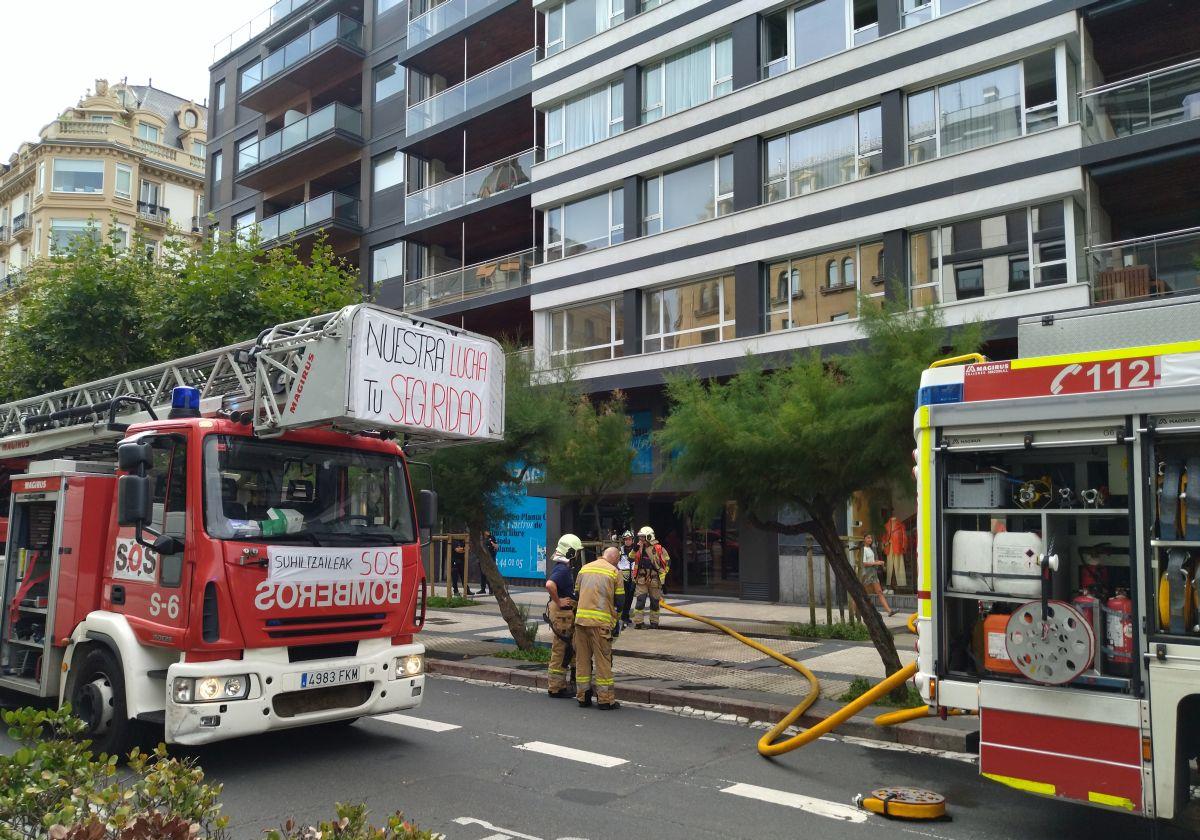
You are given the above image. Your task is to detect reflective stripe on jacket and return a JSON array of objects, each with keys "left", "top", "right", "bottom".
[{"left": 573, "top": 560, "right": 624, "bottom": 627}]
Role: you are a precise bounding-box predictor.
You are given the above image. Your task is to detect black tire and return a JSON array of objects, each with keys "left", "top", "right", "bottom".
[{"left": 68, "top": 647, "right": 133, "bottom": 759}]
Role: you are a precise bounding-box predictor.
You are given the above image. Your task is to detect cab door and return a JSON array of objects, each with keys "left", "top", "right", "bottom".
[{"left": 108, "top": 433, "right": 192, "bottom": 646}]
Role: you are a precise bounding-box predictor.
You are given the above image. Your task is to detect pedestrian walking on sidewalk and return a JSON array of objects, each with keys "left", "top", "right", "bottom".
[
  {"left": 617, "top": 530, "right": 636, "bottom": 628},
  {"left": 860, "top": 534, "right": 895, "bottom": 616},
  {"left": 573, "top": 546, "right": 624, "bottom": 709},
  {"left": 545, "top": 534, "right": 581, "bottom": 698},
  {"left": 630, "top": 526, "right": 669, "bottom": 628},
  {"left": 451, "top": 537, "right": 472, "bottom": 597}
]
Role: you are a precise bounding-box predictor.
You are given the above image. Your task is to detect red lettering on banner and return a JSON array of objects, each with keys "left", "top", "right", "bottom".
[
  {"left": 388, "top": 374, "right": 482, "bottom": 435},
  {"left": 964, "top": 357, "right": 1159, "bottom": 402}
]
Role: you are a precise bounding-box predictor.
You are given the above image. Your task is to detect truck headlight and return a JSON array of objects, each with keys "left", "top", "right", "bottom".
[
  {"left": 397, "top": 654, "right": 423, "bottom": 676},
  {"left": 172, "top": 675, "right": 251, "bottom": 704}
]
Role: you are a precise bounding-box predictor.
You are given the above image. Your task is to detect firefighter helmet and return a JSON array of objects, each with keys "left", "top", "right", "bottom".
[
  {"left": 637, "top": 526, "right": 656, "bottom": 542},
  {"left": 556, "top": 533, "right": 583, "bottom": 560},
  {"left": 621, "top": 530, "right": 634, "bottom": 540}
]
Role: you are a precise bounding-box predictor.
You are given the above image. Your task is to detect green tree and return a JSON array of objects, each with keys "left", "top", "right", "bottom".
[
  {"left": 657, "top": 301, "right": 983, "bottom": 680},
  {"left": 427, "top": 351, "right": 574, "bottom": 649},
  {"left": 547, "top": 392, "right": 633, "bottom": 537},
  {"left": 0, "top": 224, "right": 359, "bottom": 403}
]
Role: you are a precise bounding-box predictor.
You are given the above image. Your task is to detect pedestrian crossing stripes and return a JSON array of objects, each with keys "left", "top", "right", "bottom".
[
  {"left": 513, "top": 740, "right": 628, "bottom": 767},
  {"left": 375, "top": 713, "right": 462, "bottom": 732},
  {"left": 721, "top": 782, "right": 868, "bottom": 823}
]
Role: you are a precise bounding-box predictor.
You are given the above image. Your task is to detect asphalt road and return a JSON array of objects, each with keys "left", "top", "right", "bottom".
[{"left": 3, "top": 677, "right": 1192, "bottom": 839}]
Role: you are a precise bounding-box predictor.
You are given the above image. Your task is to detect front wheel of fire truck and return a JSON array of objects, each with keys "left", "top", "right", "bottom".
[{"left": 69, "top": 647, "right": 134, "bottom": 758}]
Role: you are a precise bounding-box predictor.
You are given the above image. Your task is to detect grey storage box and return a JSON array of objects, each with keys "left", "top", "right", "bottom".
[{"left": 947, "top": 473, "right": 1007, "bottom": 508}]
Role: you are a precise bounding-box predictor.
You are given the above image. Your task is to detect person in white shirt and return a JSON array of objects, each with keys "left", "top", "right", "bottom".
[{"left": 860, "top": 534, "right": 895, "bottom": 616}]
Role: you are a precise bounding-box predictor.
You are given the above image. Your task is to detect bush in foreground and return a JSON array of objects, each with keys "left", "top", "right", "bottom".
[{"left": 788, "top": 621, "right": 871, "bottom": 641}]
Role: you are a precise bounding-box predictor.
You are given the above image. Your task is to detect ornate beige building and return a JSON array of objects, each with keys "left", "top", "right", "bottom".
[{"left": 0, "top": 79, "right": 207, "bottom": 291}]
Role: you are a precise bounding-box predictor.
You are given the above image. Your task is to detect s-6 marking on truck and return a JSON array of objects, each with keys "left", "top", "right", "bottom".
[
  {"left": 914, "top": 340, "right": 1200, "bottom": 822},
  {"left": 0, "top": 304, "right": 504, "bottom": 752}
]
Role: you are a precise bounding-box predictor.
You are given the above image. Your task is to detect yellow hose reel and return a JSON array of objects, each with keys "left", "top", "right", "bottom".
[{"left": 855, "top": 787, "right": 947, "bottom": 820}]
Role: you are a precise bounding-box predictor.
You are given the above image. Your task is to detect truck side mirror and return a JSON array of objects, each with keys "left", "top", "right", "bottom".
[
  {"left": 117, "top": 474, "right": 152, "bottom": 526},
  {"left": 418, "top": 489, "right": 437, "bottom": 546},
  {"left": 117, "top": 441, "right": 154, "bottom": 472}
]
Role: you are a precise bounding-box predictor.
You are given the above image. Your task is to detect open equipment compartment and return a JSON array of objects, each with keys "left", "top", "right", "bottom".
[
  {"left": 1144, "top": 415, "right": 1200, "bottom": 644},
  {"left": 936, "top": 422, "right": 1138, "bottom": 694}
]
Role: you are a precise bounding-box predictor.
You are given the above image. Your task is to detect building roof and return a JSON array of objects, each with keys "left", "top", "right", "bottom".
[{"left": 124, "top": 83, "right": 208, "bottom": 151}]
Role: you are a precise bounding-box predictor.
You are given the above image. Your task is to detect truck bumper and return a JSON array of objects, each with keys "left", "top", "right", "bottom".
[{"left": 164, "top": 639, "right": 424, "bottom": 745}]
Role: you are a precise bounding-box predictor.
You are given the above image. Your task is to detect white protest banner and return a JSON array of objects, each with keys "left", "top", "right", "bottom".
[
  {"left": 266, "top": 546, "right": 405, "bottom": 583},
  {"left": 349, "top": 308, "right": 501, "bottom": 440}
]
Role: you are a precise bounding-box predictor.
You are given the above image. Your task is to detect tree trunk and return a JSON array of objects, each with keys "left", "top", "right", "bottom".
[
  {"left": 809, "top": 511, "right": 904, "bottom": 680},
  {"left": 591, "top": 499, "right": 603, "bottom": 543},
  {"left": 468, "top": 521, "right": 535, "bottom": 650}
]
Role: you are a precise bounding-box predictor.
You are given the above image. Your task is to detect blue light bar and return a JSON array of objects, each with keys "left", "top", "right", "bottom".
[
  {"left": 916, "top": 383, "right": 964, "bottom": 409},
  {"left": 169, "top": 385, "right": 202, "bottom": 419}
]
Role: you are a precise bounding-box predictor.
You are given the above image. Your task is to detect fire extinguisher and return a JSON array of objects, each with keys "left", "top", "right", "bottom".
[
  {"left": 1105, "top": 588, "right": 1134, "bottom": 677},
  {"left": 1072, "top": 589, "right": 1101, "bottom": 670}
]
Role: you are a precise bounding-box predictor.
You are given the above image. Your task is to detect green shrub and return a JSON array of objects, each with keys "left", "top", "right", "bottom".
[
  {"left": 426, "top": 596, "right": 478, "bottom": 609},
  {"left": 494, "top": 646, "right": 552, "bottom": 663},
  {"left": 265, "top": 803, "right": 435, "bottom": 840},
  {"left": 837, "top": 676, "right": 924, "bottom": 708},
  {"left": 788, "top": 621, "right": 871, "bottom": 641}
]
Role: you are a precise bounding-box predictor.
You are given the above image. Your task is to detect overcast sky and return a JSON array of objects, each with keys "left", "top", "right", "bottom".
[{"left": 0, "top": 0, "right": 257, "bottom": 156}]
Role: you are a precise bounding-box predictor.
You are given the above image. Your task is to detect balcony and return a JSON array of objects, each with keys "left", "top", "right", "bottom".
[
  {"left": 1, "top": 270, "right": 27, "bottom": 295},
  {"left": 401, "top": 247, "right": 533, "bottom": 311},
  {"left": 1089, "top": 227, "right": 1200, "bottom": 305},
  {"left": 250, "top": 190, "right": 361, "bottom": 250},
  {"left": 191, "top": 215, "right": 205, "bottom": 233},
  {"left": 406, "top": 148, "right": 534, "bottom": 224},
  {"left": 409, "top": 0, "right": 504, "bottom": 47},
  {"left": 236, "top": 103, "right": 363, "bottom": 190},
  {"left": 11, "top": 213, "right": 30, "bottom": 236},
  {"left": 1081, "top": 58, "right": 1200, "bottom": 143},
  {"left": 239, "top": 15, "right": 364, "bottom": 113},
  {"left": 213, "top": 0, "right": 317, "bottom": 61},
  {"left": 406, "top": 48, "right": 535, "bottom": 135},
  {"left": 137, "top": 202, "right": 170, "bottom": 225},
  {"left": 134, "top": 137, "right": 206, "bottom": 174}
]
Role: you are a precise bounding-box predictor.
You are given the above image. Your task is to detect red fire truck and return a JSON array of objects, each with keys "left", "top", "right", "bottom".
[
  {"left": 914, "top": 339, "right": 1200, "bottom": 822},
  {"left": 0, "top": 304, "right": 504, "bottom": 753}
]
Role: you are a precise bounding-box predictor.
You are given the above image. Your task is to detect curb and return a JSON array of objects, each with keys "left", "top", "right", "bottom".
[{"left": 426, "top": 658, "right": 976, "bottom": 753}]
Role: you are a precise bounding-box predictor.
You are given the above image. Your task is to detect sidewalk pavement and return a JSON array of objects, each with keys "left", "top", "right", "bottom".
[{"left": 420, "top": 587, "right": 978, "bottom": 752}]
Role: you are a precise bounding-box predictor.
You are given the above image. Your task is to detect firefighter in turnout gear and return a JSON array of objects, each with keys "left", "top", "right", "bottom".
[
  {"left": 573, "top": 546, "right": 624, "bottom": 709},
  {"left": 545, "top": 534, "right": 582, "bottom": 698},
  {"left": 630, "top": 526, "right": 669, "bottom": 628}
]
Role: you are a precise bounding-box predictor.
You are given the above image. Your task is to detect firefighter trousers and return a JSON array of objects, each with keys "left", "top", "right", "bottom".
[
  {"left": 634, "top": 573, "right": 662, "bottom": 627},
  {"left": 573, "top": 624, "right": 615, "bottom": 703},
  {"left": 548, "top": 602, "right": 575, "bottom": 692},
  {"left": 885, "top": 552, "right": 906, "bottom": 588}
]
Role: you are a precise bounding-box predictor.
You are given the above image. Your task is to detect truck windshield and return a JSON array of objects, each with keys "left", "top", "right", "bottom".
[{"left": 203, "top": 435, "right": 415, "bottom": 545}]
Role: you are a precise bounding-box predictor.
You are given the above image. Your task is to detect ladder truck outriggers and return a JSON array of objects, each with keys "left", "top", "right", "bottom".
[
  {"left": 914, "top": 339, "right": 1200, "bottom": 823},
  {"left": 0, "top": 304, "right": 505, "bottom": 753}
]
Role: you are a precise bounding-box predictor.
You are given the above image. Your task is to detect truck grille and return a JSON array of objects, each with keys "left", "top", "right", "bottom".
[
  {"left": 272, "top": 683, "right": 373, "bottom": 718},
  {"left": 263, "top": 612, "right": 386, "bottom": 639},
  {"left": 288, "top": 641, "right": 358, "bottom": 663}
]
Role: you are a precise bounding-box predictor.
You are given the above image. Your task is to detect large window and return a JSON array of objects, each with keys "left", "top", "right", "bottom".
[
  {"left": 214, "top": 80, "right": 226, "bottom": 111},
  {"left": 544, "top": 81, "right": 623, "bottom": 160},
  {"left": 374, "top": 59, "right": 405, "bottom": 103},
  {"left": 545, "top": 187, "right": 624, "bottom": 261},
  {"left": 764, "top": 241, "right": 883, "bottom": 331},
  {"left": 764, "top": 105, "right": 880, "bottom": 202},
  {"left": 372, "top": 240, "right": 404, "bottom": 283},
  {"left": 908, "top": 200, "right": 1070, "bottom": 305},
  {"left": 373, "top": 149, "right": 404, "bottom": 192},
  {"left": 550, "top": 298, "right": 624, "bottom": 363},
  {"left": 545, "top": 0, "right": 624, "bottom": 55},
  {"left": 137, "top": 123, "right": 162, "bottom": 144},
  {"left": 234, "top": 210, "right": 256, "bottom": 243},
  {"left": 52, "top": 158, "right": 104, "bottom": 194},
  {"left": 643, "top": 274, "right": 735, "bottom": 352},
  {"left": 211, "top": 150, "right": 223, "bottom": 185},
  {"left": 641, "top": 36, "right": 732, "bottom": 123},
  {"left": 50, "top": 219, "right": 99, "bottom": 254},
  {"left": 761, "top": 0, "right": 877, "bottom": 79},
  {"left": 907, "top": 52, "right": 1059, "bottom": 163},
  {"left": 643, "top": 154, "right": 733, "bottom": 235},
  {"left": 115, "top": 164, "right": 132, "bottom": 199},
  {"left": 900, "top": 0, "right": 985, "bottom": 29}
]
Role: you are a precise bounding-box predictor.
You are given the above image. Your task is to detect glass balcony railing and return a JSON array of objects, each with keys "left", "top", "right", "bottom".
[
  {"left": 247, "top": 191, "right": 361, "bottom": 244},
  {"left": 402, "top": 248, "right": 534, "bottom": 310},
  {"left": 409, "top": 0, "right": 503, "bottom": 46},
  {"left": 1089, "top": 227, "right": 1200, "bottom": 304},
  {"left": 1081, "top": 58, "right": 1200, "bottom": 142},
  {"left": 213, "top": 0, "right": 315, "bottom": 62},
  {"left": 406, "top": 49, "right": 535, "bottom": 134},
  {"left": 240, "top": 15, "right": 364, "bottom": 94},
  {"left": 405, "top": 148, "right": 534, "bottom": 223},
  {"left": 237, "top": 103, "right": 363, "bottom": 173}
]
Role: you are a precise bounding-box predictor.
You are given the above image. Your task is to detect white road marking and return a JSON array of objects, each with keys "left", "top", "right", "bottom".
[
  {"left": 513, "top": 740, "right": 627, "bottom": 768},
  {"left": 721, "top": 782, "right": 868, "bottom": 823},
  {"left": 453, "top": 817, "right": 539, "bottom": 839},
  {"left": 374, "top": 713, "right": 461, "bottom": 732}
]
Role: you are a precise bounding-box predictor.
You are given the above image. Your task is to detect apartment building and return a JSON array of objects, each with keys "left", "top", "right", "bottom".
[
  {"left": 0, "top": 79, "right": 207, "bottom": 292},
  {"left": 206, "top": 0, "right": 538, "bottom": 341},
  {"left": 526, "top": 0, "right": 1200, "bottom": 598}
]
